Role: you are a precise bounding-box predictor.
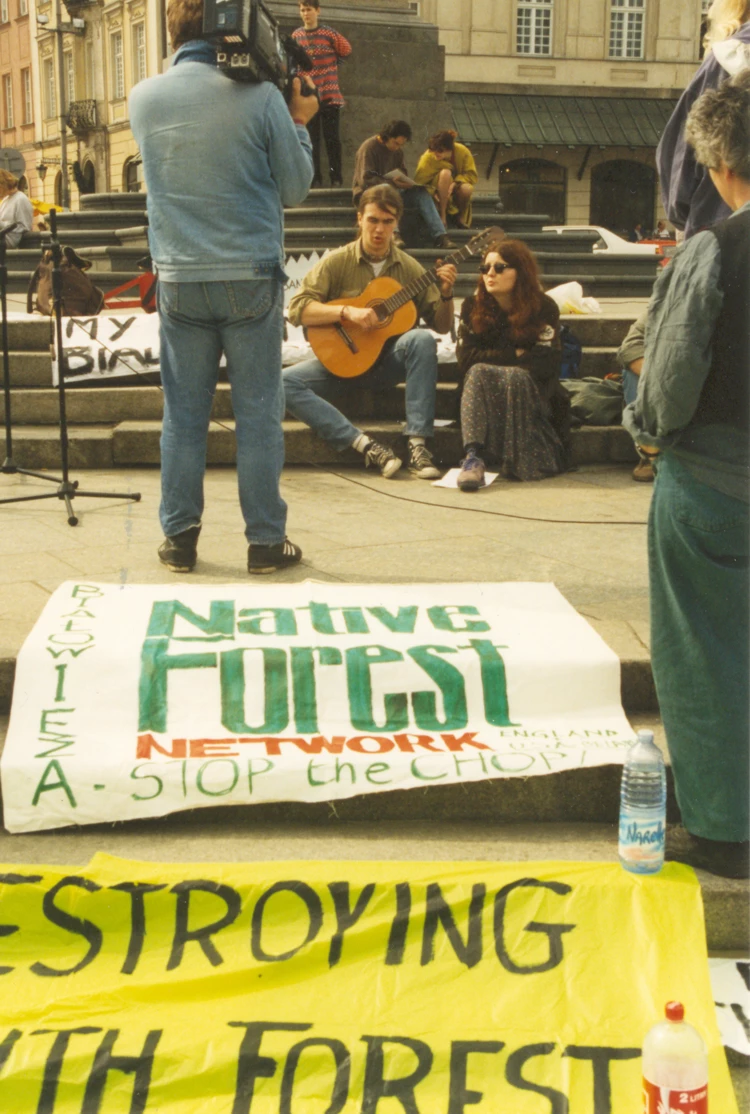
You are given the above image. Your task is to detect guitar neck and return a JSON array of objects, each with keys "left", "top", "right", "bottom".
[{"left": 382, "top": 241, "right": 479, "bottom": 315}]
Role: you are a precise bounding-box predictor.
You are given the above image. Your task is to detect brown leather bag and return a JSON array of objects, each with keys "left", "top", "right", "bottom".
[{"left": 26, "top": 246, "right": 105, "bottom": 316}]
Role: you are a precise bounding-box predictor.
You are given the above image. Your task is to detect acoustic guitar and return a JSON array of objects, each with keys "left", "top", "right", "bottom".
[{"left": 307, "top": 225, "right": 505, "bottom": 379}]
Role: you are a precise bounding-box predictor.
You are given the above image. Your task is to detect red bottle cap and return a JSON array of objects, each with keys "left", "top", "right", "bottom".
[{"left": 665, "top": 1001, "right": 685, "bottom": 1022}]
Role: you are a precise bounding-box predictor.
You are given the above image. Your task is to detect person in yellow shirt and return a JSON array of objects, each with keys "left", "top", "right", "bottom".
[{"left": 414, "top": 129, "right": 478, "bottom": 229}]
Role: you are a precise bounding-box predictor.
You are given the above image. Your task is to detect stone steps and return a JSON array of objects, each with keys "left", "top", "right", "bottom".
[
  {"left": 0, "top": 709, "right": 744, "bottom": 952},
  {"left": 0, "top": 419, "right": 639, "bottom": 472},
  {"left": 0, "top": 347, "right": 621, "bottom": 394}
]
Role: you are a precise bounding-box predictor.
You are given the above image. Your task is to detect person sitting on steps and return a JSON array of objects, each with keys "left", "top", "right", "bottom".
[
  {"left": 455, "top": 240, "right": 571, "bottom": 492},
  {"left": 284, "top": 184, "right": 457, "bottom": 480},
  {"left": 351, "top": 119, "right": 456, "bottom": 250},
  {"left": 414, "top": 129, "right": 477, "bottom": 230}
]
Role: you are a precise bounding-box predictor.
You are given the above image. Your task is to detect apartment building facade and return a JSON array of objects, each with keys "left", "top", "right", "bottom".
[
  {"left": 13, "top": 0, "right": 162, "bottom": 207},
  {"left": 422, "top": 0, "right": 710, "bottom": 232}
]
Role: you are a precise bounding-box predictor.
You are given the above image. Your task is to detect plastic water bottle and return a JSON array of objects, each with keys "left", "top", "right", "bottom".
[
  {"left": 618, "top": 729, "right": 666, "bottom": 874},
  {"left": 642, "top": 1001, "right": 708, "bottom": 1112}
]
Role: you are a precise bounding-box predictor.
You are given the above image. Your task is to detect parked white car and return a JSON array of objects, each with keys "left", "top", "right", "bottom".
[{"left": 543, "top": 225, "right": 659, "bottom": 255}]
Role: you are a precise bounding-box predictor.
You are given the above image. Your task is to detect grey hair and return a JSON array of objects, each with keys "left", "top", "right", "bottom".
[{"left": 685, "top": 68, "right": 750, "bottom": 179}]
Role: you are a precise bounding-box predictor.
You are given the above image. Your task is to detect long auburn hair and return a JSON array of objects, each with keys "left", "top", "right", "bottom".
[{"left": 470, "top": 239, "right": 545, "bottom": 344}]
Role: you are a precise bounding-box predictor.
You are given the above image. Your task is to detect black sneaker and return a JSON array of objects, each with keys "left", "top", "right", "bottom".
[
  {"left": 665, "top": 825, "right": 750, "bottom": 879},
  {"left": 408, "top": 441, "right": 441, "bottom": 479},
  {"left": 248, "top": 537, "right": 303, "bottom": 575},
  {"left": 158, "top": 525, "right": 201, "bottom": 573},
  {"left": 364, "top": 439, "right": 402, "bottom": 479}
]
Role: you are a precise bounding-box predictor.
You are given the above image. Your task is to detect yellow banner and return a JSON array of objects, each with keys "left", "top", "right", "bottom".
[{"left": 0, "top": 856, "right": 736, "bottom": 1113}]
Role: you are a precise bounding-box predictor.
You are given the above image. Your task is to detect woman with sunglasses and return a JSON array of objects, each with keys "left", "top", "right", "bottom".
[{"left": 455, "top": 239, "right": 570, "bottom": 490}]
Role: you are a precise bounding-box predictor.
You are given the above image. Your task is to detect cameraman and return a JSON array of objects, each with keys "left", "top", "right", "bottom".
[{"left": 129, "top": 0, "right": 317, "bottom": 575}]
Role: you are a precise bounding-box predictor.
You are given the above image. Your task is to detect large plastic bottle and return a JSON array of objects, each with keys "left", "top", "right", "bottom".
[
  {"left": 618, "top": 728, "right": 666, "bottom": 874},
  {"left": 642, "top": 1001, "right": 708, "bottom": 1112}
]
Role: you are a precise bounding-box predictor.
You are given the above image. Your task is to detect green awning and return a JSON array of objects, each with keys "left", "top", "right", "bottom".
[{"left": 448, "top": 93, "right": 678, "bottom": 148}]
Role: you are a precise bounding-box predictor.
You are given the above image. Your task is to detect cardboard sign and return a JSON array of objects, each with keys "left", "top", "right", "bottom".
[{"left": 0, "top": 856, "right": 737, "bottom": 1113}]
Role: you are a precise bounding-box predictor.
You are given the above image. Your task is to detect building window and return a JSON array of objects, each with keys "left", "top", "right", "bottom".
[
  {"left": 19, "top": 0, "right": 27, "bottom": 15},
  {"left": 590, "top": 159, "right": 655, "bottom": 236},
  {"left": 43, "top": 57, "right": 56, "bottom": 118},
  {"left": 609, "top": 0, "right": 645, "bottom": 60},
  {"left": 517, "top": 0, "right": 553, "bottom": 56},
  {"left": 111, "top": 30, "right": 124, "bottom": 99},
  {"left": 124, "top": 156, "right": 143, "bottom": 192},
  {"left": 3, "top": 74, "right": 12, "bottom": 128},
  {"left": 699, "top": 0, "right": 711, "bottom": 58},
  {"left": 498, "top": 158, "right": 566, "bottom": 223},
  {"left": 22, "top": 67, "right": 32, "bottom": 123},
  {"left": 0, "top": 0, "right": 8, "bottom": 23},
  {"left": 133, "top": 22, "right": 147, "bottom": 83},
  {"left": 64, "top": 51, "right": 74, "bottom": 110}
]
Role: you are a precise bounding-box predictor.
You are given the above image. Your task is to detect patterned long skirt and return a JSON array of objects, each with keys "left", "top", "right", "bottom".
[{"left": 460, "top": 363, "right": 564, "bottom": 481}]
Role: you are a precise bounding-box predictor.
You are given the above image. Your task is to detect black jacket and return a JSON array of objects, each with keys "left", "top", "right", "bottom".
[{"left": 455, "top": 292, "right": 571, "bottom": 456}]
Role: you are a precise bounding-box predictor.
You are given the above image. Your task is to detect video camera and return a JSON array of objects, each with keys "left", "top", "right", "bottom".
[{"left": 202, "top": 0, "right": 316, "bottom": 100}]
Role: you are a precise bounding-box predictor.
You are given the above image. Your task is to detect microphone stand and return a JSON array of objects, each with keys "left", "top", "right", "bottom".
[
  {"left": 0, "top": 208, "right": 141, "bottom": 525},
  {"left": 0, "top": 222, "right": 63, "bottom": 488}
]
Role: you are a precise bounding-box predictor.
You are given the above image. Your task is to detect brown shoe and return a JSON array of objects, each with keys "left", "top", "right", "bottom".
[
  {"left": 632, "top": 458, "right": 655, "bottom": 482},
  {"left": 434, "top": 234, "right": 458, "bottom": 250}
]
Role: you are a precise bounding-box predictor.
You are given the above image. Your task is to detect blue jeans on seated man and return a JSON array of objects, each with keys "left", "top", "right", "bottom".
[
  {"left": 622, "top": 366, "right": 639, "bottom": 406},
  {"left": 401, "top": 186, "right": 446, "bottom": 243},
  {"left": 283, "top": 328, "right": 438, "bottom": 451},
  {"left": 158, "top": 278, "right": 288, "bottom": 545}
]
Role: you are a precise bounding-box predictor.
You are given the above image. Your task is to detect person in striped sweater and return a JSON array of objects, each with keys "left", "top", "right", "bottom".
[{"left": 293, "top": 1, "right": 352, "bottom": 187}]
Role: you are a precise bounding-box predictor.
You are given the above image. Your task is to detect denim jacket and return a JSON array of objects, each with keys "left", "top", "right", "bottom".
[{"left": 129, "top": 41, "right": 313, "bottom": 283}]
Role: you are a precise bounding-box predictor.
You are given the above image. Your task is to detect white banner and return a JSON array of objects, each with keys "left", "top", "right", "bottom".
[
  {"left": 710, "top": 959, "right": 750, "bottom": 1056},
  {"left": 1, "top": 581, "right": 635, "bottom": 833},
  {"left": 54, "top": 312, "right": 161, "bottom": 384}
]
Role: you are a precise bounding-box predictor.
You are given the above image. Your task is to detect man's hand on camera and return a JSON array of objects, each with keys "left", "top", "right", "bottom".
[{"left": 289, "top": 77, "right": 319, "bottom": 126}]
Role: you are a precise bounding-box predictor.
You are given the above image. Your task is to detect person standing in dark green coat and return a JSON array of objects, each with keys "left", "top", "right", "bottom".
[{"left": 623, "top": 71, "right": 750, "bottom": 878}]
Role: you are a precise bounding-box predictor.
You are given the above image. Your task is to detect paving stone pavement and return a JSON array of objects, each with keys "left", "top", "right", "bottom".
[{"left": 0, "top": 461, "right": 652, "bottom": 666}]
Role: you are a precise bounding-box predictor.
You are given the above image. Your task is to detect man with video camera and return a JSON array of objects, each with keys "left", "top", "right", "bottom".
[{"left": 129, "top": 0, "right": 317, "bottom": 575}]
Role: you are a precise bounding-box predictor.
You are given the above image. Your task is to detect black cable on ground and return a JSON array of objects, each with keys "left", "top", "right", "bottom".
[{"left": 54, "top": 322, "right": 648, "bottom": 527}]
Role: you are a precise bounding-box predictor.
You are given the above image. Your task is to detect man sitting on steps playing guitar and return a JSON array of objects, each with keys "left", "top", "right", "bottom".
[{"left": 284, "top": 184, "right": 459, "bottom": 479}]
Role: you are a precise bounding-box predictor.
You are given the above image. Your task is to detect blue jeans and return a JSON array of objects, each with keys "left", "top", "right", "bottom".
[
  {"left": 158, "top": 278, "right": 287, "bottom": 545},
  {"left": 649, "top": 452, "right": 749, "bottom": 841},
  {"left": 283, "top": 328, "right": 438, "bottom": 450},
  {"left": 622, "top": 367, "right": 639, "bottom": 406},
  {"left": 401, "top": 186, "right": 446, "bottom": 242}
]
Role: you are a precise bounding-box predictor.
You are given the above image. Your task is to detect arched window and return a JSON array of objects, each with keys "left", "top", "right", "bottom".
[
  {"left": 498, "top": 158, "right": 566, "bottom": 222},
  {"left": 81, "top": 160, "right": 96, "bottom": 194},
  {"left": 123, "top": 157, "right": 143, "bottom": 192},
  {"left": 589, "top": 159, "right": 655, "bottom": 237}
]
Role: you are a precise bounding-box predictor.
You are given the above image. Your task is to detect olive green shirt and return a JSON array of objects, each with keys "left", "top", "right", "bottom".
[{"left": 286, "top": 238, "right": 441, "bottom": 329}]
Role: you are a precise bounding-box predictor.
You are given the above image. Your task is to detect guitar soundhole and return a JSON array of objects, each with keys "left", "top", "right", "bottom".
[{"left": 368, "top": 299, "right": 391, "bottom": 327}]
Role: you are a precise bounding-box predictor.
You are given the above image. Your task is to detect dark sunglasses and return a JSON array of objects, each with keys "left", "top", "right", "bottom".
[{"left": 479, "top": 262, "right": 512, "bottom": 275}]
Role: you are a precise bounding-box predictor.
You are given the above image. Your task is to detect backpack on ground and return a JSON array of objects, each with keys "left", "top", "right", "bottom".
[
  {"left": 26, "top": 247, "right": 105, "bottom": 316},
  {"left": 561, "top": 376, "right": 624, "bottom": 426}
]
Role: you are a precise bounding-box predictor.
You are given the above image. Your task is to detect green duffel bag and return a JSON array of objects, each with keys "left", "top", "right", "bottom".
[{"left": 561, "top": 376, "right": 625, "bottom": 427}]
